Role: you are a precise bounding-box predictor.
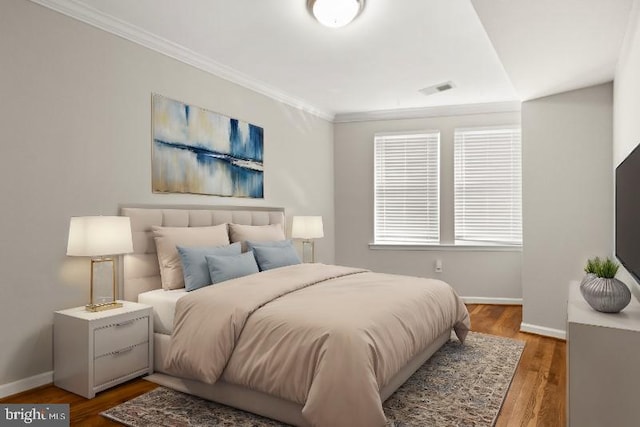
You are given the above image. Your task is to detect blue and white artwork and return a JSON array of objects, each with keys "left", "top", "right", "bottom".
[{"left": 152, "top": 94, "right": 264, "bottom": 198}]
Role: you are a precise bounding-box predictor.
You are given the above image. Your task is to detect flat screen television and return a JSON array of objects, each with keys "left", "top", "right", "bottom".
[{"left": 616, "top": 142, "right": 640, "bottom": 284}]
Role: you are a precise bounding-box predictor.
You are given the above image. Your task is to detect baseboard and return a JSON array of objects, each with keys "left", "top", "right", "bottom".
[
  {"left": 520, "top": 322, "right": 566, "bottom": 340},
  {"left": 461, "top": 296, "right": 523, "bottom": 305},
  {"left": 0, "top": 371, "right": 53, "bottom": 399}
]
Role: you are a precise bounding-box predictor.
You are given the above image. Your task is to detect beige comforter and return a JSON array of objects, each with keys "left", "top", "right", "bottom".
[{"left": 165, "top": 263, "right": 470, "bottom": 427}]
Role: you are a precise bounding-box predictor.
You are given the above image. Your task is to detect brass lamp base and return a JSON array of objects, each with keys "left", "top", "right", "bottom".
[
  {"left": 86, "top": 256, "right": 122, "bottom": 312},
  {"left": 85, "top": 301, "right": 123, "bottom": 312}
]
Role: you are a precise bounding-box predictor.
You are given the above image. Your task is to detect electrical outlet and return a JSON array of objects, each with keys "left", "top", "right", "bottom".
[{"left": 434, "top": 259, "right": 443, "bottom": 273}]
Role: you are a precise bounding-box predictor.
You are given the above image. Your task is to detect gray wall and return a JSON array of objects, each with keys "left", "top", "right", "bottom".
[
  {"left": 0, "top": 0, "right": 334, "bottom": 388},
  {"left": 334, "top": 111, "right": 523, "bottom": 300},
  {"left": 521, "top": 83, "right": 613, "bottom": 335},
  {"left": 614, "top": 3, "right": 640, "bottom": 300}
]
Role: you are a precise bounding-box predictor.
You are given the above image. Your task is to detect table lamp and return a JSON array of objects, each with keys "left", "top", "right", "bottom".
[
  {"left": 291, "top": 216, "right": 324, "bottom": 263},
  {"left": 66, "top": 216, "right": 133, "bottom": 312}
]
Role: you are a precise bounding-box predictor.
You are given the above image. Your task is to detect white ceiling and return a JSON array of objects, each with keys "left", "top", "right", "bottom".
[
  {"left": 471, "top": 0, "right": 634, "bottom": 102},
  {"left": 34, "top": 0, "right": 634, "bottom": 120}
]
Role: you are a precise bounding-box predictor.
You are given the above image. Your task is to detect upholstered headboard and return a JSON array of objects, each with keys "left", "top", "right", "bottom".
[{"left": 120, "top": 205, "right": 285, "bottom": 301}]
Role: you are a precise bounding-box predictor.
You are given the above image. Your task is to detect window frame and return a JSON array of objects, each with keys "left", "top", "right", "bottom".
[
  {"left": 373, "top": 130, "right": 441, "bottom": 245},
  {"left": 369, "top": 124, "right": 523, "bottom": 251},
  {"left": 453, "top": 125, "right": 522, "bottom": 247}
]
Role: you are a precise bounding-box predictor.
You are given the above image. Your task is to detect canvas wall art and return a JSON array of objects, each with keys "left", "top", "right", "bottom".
[{"left": 152, "top": 94, "right": 264, "bottom": 198}]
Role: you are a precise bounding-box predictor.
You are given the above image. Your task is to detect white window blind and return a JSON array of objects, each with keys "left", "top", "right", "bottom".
[
  {"left": 374, "top": 131, "right": 440, "bottom": 244},
  {"left": 454, "top": 126, "right": 522, "bottom": 245}
]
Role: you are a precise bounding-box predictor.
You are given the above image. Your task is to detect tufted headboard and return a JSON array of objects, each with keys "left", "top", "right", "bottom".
[{"left": 120, "top": 205, "right": 285, "bottom": 301}]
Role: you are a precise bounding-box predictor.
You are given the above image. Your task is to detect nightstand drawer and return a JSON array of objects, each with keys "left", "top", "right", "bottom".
[
  {"left": 94, "top": 316, "right": 148, "bottom": 357},
  {"left": 94, "top": 343, "right": 148, "bottom": 387}
]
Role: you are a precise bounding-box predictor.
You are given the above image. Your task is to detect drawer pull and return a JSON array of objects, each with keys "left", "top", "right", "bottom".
[
  {"left": 115, "top": 319, "right": 135, "bottom": 327},
  {"left": 113, "top": 347, "right": 134, "bottom": 356}
]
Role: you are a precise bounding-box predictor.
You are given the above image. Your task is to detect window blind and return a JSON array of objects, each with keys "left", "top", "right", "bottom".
[
  {"left": 374, "top": 131, "right": 440, "bottom": 244},
  {"left": 454, "top": 127, "right": 522, "bottom": 245}
]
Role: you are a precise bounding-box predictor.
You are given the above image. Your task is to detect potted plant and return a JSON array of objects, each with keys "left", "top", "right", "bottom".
[
  {"left": 581, "top": 257, "right": 598, "bottom": 285},
  {"left": 580, "top": 257, "right": 631, "bottom": 313}
]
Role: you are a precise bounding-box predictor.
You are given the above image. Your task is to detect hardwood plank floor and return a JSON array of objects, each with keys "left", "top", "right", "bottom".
[
  {"left": 465, "top": 304, "right": 566, "bottom": 427},
  {"left": 1, "top": 305, "right": 565, "bottom": 426}
]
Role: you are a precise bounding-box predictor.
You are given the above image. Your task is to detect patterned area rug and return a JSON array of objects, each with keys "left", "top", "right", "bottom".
[{"left": 102, "top": 332, "right": 524, "bottom": 427}]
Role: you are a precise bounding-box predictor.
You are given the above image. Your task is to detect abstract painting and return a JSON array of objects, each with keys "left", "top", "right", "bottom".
[{"left": 152, "top": 94, "right": 264, "bottom": 198}]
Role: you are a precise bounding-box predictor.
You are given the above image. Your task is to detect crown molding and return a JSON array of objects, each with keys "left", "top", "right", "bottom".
[
  {"left": 27, "top": 0, "right": 521, "bottom": 124},
  {"left": 334, "top": 101, "right": 522, "bottom": 123},
  {"left": 28, "top": 0, "right": 335, "bottom": 122}
]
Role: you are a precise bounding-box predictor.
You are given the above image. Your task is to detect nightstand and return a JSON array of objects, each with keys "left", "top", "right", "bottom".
[{"left": 53, "top": 301, "right": 153, "bottom": 398}]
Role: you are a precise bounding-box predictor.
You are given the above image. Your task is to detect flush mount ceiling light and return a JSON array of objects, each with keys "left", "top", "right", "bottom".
[{"left": 308, "top": 0, "right": 364, "bottom": 28}]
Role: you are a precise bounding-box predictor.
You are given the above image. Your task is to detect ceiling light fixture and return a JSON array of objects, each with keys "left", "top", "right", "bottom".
[{"left": 308, "top": 0, "right": 364, "bottom": 28}]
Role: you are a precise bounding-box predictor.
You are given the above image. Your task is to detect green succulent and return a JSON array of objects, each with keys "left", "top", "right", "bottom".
[{"left": 584, "top": 257, "right": 619, "bottom": 279}]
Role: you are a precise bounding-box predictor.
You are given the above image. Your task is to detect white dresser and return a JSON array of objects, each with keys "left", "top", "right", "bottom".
[
  {"left": 567, "top": 282, "right": 640, "bottom": 427},
  {"left": 54, "top": 301, "right": 153, "bottom": 398}
]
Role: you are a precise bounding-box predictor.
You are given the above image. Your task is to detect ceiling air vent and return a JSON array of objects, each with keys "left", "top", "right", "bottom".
[{"left": 419, "top": 81, "right": 456, "bottom": 96}]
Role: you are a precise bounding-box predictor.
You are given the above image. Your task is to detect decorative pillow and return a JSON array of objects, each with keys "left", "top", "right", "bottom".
[
  {"left": 246, "top": 239, "right": 292, "bottom": 252},
  {"left": 205, "top": 251, "right": 260, "bottom": 284},
  {"left": 178, "top": 242, "right": 241, "bottom": 292},
  {"left": 152, "top": 224, "right": 229, "bottom": 290},
  {"left": 252, "top": 242, "right": 301, "bottom": 271},
  {"left": 228, "top": 223, "right": 286, "bottom": 252}
]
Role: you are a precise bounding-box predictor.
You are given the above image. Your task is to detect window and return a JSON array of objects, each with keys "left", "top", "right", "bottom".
[
  {"left": 454, "top": 126, "right": 522, "bottom": 245},
  {"left": 374, "top": 131, "right": 440, "bottom": 244}
]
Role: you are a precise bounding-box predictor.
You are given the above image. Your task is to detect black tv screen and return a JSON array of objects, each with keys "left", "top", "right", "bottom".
[{"left": 616, "top": 142, "right": 640, "bottom": 283}]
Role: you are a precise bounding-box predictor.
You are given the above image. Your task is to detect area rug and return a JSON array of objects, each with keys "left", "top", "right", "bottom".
[{"left": 102, "top": 332, "right": 524, "bottom": 427}]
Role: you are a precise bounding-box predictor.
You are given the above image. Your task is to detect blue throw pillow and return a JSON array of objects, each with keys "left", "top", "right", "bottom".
[
  {"left": 205, "top": 251, "right": 260, "bottom": 284},
  {"left": 177, "top": 242, "right": 241, "bottom": 291},
  {"left": 252, "top": 243, "right": 301, "bottom": 271},
  {"left": 246, "top": 239, "right": 293, "bottom": 252}
]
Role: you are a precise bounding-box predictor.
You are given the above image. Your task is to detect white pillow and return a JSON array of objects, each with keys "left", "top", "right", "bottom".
[
  {"left": 228, "top": 223, "right": 286, "bottom": 252},
  {"left": 152, "top": 224, "right": 229, "bottom": 290}
]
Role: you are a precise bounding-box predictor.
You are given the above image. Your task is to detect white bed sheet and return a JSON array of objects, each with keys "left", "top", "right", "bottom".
[{"left": 138, "top": 288, "right": 188, "bottom": 335}]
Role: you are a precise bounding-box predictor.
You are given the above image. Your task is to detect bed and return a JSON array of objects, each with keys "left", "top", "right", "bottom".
[{"left": 121, "top": 205, "right": 470, "bottom": 427}]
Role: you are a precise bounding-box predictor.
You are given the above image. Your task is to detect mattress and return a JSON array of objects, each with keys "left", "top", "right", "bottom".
[{"left": 138, "top": 288, "right": 187, "bottom": 335}]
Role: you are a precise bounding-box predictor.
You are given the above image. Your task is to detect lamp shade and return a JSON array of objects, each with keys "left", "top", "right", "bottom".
[
  {"left": 67, "top": 216, "right": 133, "bottom": 257},
  {"left": 291, "top": 216, "right": 324, "bottom": 239},
  {"left": 311, "top": 0, "right": 362, "bottom": 28}
]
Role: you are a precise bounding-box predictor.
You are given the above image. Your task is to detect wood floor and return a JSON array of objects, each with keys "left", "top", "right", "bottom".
[
  {"left": 1, "top": 304, "right": 565, "bottom": 426},
  {"left": 467, "top": 304, "right": 566, "bottom": 427}
]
